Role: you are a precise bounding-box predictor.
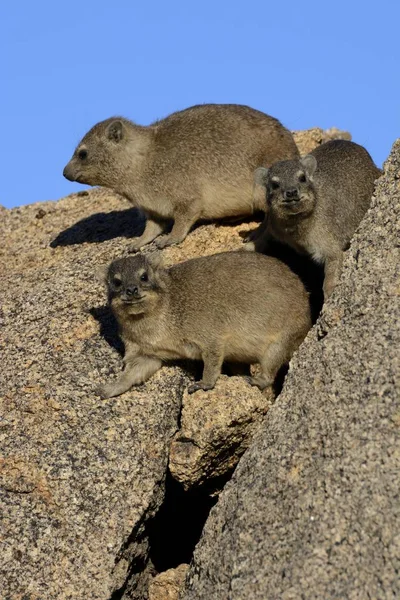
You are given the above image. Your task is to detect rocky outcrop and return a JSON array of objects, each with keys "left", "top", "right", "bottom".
[
  {"left": 0, "top": 191, "right": 186, "bottom": 599},
  {"left": 0, "top": 127, "right": 357, "bottom": 599},
  {"left": 181, "top": 141, "right": 399, "bottom": 599},
  {"left": 293, "top": 127, "right": 351, "bottom": 155},
  {"left": 169, "top": 378, "right": 273, "bottom": 491},
  {"left": 148, "top": 564, "right": 189, "bottom": 600}
]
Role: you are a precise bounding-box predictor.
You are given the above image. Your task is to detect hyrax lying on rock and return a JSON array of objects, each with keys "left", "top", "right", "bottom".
[
  {"left": 245, "top": 140, "right": 381, "bottom": 299},
  {"left": 63, "top": 104, "right": 299, "bottom": 249},
  {"left": 97, "top": 252, "right": 311, "bottom": 398}
]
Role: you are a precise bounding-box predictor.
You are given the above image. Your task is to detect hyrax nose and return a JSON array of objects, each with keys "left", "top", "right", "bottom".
[
  {"left": 126, "top": 286, "right": 139, "bottom": 297},
  {"left": 63, "top": 165, "right": 73, "bottom": 181},
  {"left": 284, "top": 188, "right": 299, "bottom": 201}
]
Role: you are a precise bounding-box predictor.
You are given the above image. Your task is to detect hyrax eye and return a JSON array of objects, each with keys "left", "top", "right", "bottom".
[
  {"left": 112, "top": 275, "right": 122, "bottom": 287},
  {"left": 298, "top": 173, "right": 307, "bottom": 183},
  {"left": 140, "top": 272, "right": 148, "bottom": 282},
  {"left": 78, "top": 149, "right": 88, "bottom": 160},
  {"left": 270, "top": 180, "right": 280, "bottom": 190}
]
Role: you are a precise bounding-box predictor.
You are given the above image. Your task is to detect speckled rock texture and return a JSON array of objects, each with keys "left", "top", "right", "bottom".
[
  {"left": 0, "top": 127, "right": 349, "bottom": 599},
  {"left": 169, "top": 377, "right": 273, "bottom": 491},
  {"left": 181, "top": 141, "right": 399, "bottom": 599},
  {"left": 149, "top": 564, "right": 189, "bottom": 600},
  {"left": 293, "top": 127, "right": 351, "bottom": 155},
  {"left": 0, "top": 194, "right": 186, "bottom": 599}
]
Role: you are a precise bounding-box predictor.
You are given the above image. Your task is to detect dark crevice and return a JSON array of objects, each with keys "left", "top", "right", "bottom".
[
  {"left": 110, "top": 583, "right": 127, "bottom": 600},
  {"left": 106, "top": 501, "right": 157, "bottom": 600},
  {"left": 273, "top": 363, "right": 289, "bottom": 396},
  {"left": 110, "top": 559, "right": 155, "bottom": 600},
  {"left": 108, "top": 469, "right": 232, "bottom": 599},
  {"left": 147, "top": 472, "right": 221, "bottom": 572},
  {"left": 317, "top": 324, "right": 329, "bottom": 341},
  {"left": 108, "top": 543, "right": 149, "bottom": 599}
]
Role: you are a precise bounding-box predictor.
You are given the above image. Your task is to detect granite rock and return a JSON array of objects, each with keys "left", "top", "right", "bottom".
[
  {"left": 293, "top": 126, "right": 351, "bottom": 155},
  {"left": 181, "top": 141, "right": 399, "bottom": 599},
  {"left": 0, "top": 127, "right": 349, "bottom": 599},
  {"left": 169, "top": 377, "right": 273, "bottom": 491},
  {"left": 148, "top": 564, "right": 189, "bottom": 600}
]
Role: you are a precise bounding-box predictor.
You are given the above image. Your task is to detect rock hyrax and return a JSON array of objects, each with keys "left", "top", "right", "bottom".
[
  {"left": 245, "top": 140, "right": 381, "bottom": 299},
  {"left": 63, "top": 104, "right": 299, "bottom": 249},
  {"left": 97, "top": 252, "right": 311, "bottom": 398}
]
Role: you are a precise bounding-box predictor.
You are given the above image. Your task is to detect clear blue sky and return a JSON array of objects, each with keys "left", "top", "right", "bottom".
[{"left": 2, "top": 1, "right": 399, "bottom": 209}]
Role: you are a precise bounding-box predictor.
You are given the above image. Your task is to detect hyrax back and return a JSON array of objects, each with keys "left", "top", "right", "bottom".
[
  {"left": 246, "top": 140, "right": 381, "bottom": 299},
  {"left": 63, "top": 104, "right": 299, "bottom": 249},
  {"left": 97, "top": 252, "right": 311, "bottom": 398}
]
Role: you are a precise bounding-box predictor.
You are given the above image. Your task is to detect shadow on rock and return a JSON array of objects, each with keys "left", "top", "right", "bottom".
[
  {"left": 50, "top": 207, "right": 145, "bottom": 247},
  {"left": 148, "top": 473, "right": 220, "bottom": 572},
  {"left": 90, "top": 305, "right": 124, "bottom": 355}
]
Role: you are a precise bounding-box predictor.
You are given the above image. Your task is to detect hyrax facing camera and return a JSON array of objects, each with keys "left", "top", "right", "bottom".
[
  {"left": 97, "top": 251, "right": 311, "bottom": 398},
  {"left": 63, "top": 104, "right": 299, "bottom": 250},
  {"left": 245, "top": 140, "right": 381, "bottom": 299}
]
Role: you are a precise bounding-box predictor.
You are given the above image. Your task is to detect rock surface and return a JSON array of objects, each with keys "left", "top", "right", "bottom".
[
  {"left": 292, "top": 126, "right": 351, "bottom": 155},
  {"left": 0, "top": 191, "right": 186, "bottom": 599},
  {"left": 181, "top": 141, "right": 399, "bottom": 599},
  {"left": 169, "top": 377, "right": 273, "bottom": 491},
  {"left": 148, "top": 564, "right": 189, "bottom": 600},
  {"left": 0, "top": 127, "right": 350, "bottom": 599}
]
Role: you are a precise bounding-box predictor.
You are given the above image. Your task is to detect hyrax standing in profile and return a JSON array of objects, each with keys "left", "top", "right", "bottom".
[
  {"left": 96, "top": 252, "right": 311, "bottom": 398},
  {"left": 245, "top": 140, "right": 381, "bottom": 299},
  {"left": 63, "top": 104, "right": 299, "bottom": 249}
]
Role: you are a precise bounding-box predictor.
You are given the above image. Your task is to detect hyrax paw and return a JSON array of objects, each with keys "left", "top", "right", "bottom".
[
  {"left": 95, "top": 383, "right": 116, "bottom": 399},
  {"left": 245, "top": 376, "right": 271, "bottom": 391},
  {"left": 155, "top": 237, "right": 174, "bottom": 250},
  {"left": 127, "top": 243, "right": 142, "bottom": 254},
  {"left": 242, "top": 241, "right": 256, "bottom": 252},
  {"left": 244, "top": 230, "right": 257, "bottom": 243},
  {"left": 187, "top": 381, "right": 215, "bottom": 394}
]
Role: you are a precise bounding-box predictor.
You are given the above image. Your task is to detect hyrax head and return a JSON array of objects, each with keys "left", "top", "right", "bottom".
[
  {"left": 255, "top": 154, "right": 318, "bottom": 218},
  {"left": 105, "top": 253, "right": 165, "bottom": 315},
  {"left": 63, "top": 118, "right": 132, "bottom": 188}
]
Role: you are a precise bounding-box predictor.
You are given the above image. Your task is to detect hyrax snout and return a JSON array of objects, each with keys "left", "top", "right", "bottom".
[
  {"left": 96, "top": 251, "right": 311, "bottom": 398},
  {"left": 63, "top": 104, "right": 299, "bottom": 250},
  {"left": 245, "top": 140, "right": 381, "bottom": 299}
]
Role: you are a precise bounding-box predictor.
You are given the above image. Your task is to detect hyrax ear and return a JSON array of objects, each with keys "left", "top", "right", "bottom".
[
  {"left": 146, "top": 251, "right": 164, "bottom": 270},
  {"left": 106, "top": 120, "right": 124, "bottom": 143},
  {"left": 254, "top": 167, "right": 269, "bottom": 187},
  {"left": 300, "top": 155, "right": 317, "bottom": 177},
  {"left": 94, "top": 264, "right": 109, "bottom": 284}
]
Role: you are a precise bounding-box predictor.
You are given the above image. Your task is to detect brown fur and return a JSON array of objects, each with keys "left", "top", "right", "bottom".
[
  {"left": 63, "top": 104, "right": 299, "bottom": 249},
  {"left": 96, "top": 251, "right": 311, "bottom": 398},
  {"left": 245, "top": 140, "right": 381, "bottom": 299}
]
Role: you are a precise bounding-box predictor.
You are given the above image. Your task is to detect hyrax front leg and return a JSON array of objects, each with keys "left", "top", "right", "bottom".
[
  {"left": 97, "top": 356, "right": 162, "bottom": 399},
  {"left": 187, "top": 345, "right": 224, "bottom": 394},
  {"left": 129, "top": 216, "right": 165, "bottom": 252},
  {"left": 242, "top": 217, "right": 271, "bottom": 253},
  {"left": 244, "top": 214, "right": 268, "bottom": 243},
  {"left": 155, "top": 204, "right": 201, "bottom": 249},
  {"left": 323, "top": 251, "right": 343, "bottom": 300}
]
